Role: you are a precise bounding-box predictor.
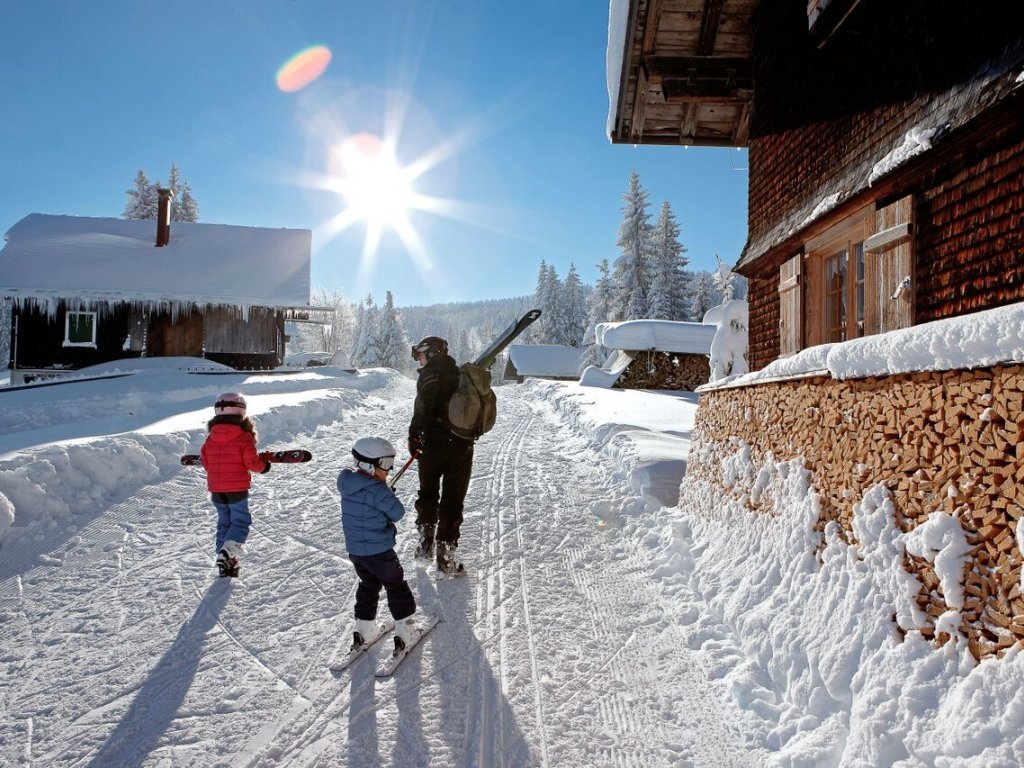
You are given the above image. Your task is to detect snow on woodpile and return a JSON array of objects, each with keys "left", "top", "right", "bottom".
[
  {"left": 507, "top": 344, "right": 582, "bottom": 379},
  {"left": 596, "top": 319, "right": 716, "bottom": 354}
]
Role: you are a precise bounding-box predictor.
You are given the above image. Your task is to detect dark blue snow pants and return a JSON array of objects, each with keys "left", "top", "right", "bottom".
[{"left": 349, "top": 549, "right": 416, "bottom": 622}]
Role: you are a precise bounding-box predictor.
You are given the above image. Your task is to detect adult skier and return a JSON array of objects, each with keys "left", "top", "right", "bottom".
[{"left": 408, "top": 336, "right": 473, "bottom": 575}]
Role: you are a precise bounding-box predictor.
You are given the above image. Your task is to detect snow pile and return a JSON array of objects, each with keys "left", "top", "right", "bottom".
[
  {"left": 578, "top": 349, "right": 633, "bottom": 388},
  {"left": 705, "top": 300, "right": 1024, "bottom": 388},
  {"left": 702, "top": 298, "right": 748, "bottom": 381},
  {"left": 0, "top": 366, "right": 406, "bottom": 547},
  {"left": 649, "top": 441, "right": 1024, "bottom": 766},
  {"left": 869, "top": 126, "right": 940, "bottom": 186}
]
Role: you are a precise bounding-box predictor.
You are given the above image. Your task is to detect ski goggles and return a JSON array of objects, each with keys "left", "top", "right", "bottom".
[{"left": 377, "top": 455, "right": 395, "bottom": 471}]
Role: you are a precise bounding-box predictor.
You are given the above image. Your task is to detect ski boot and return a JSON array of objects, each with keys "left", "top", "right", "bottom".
[
  {"left": 414, "top": 524, "right": 436, "bottom": 561},
  {"left": 352, "top": 618, "right": 384, "bottom": 651},
  {"left": 436, "top": 540, "right": 465, "bottom": 576},
  {"left": 217, "top": 540, "right": 242, "bottom": 578}
]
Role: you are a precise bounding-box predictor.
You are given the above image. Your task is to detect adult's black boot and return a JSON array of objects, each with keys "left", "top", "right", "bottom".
[
  {"left": 415, "top": 524, "right": 436, "bottom": 560},
  {"left": 436, "top": 540, "right": 465, "bottom": 575}
]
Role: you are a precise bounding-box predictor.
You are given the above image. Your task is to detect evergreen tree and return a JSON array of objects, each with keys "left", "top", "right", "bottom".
[
  {"left": 122, "top": 169, "right": 157, "bottom": 220},
  {"left": 375, "top": 291, "right": 410, "bottom": 371},
  {"left": 122, "top": 165, "right": 199, "bottom": 221},
  {"left": 293, "top": 287, "right": 356, "bottom": 357},
  {"left": 712, "top": 254, "right": 737, "bottom": 302},
  {"left": 612, "top": 169, "right": 655, "bottom": 320},
  {"left": 560, "top": 262, "right": 587, "bottom": 347},
  {"left": 528, "top": 261, "right": 549, "bottom": 343},
  {"left": 648, "top": 201, "right": 690, "bottom": 320},
  {"left": 352, "top": 294, "right": 379, "bottom": 366},
  {"left": 176, "top": 182, "right": 200, "bottom": 222},
  {"left": 690, "top": 272, "right": 715, "bottom": 322},
  {"left": 579, "top": 259, "right": 614, "bottom": 372},
  {"left": 541, "top": 264, "right": 563, "bottom": 344}
]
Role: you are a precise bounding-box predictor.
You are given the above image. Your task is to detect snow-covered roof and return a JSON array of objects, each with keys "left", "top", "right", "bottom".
[
  {"left": 507, "top": 344, "right": 582, "bottom": 378},
  {"left": 0, "top": 214, "right": 313, "bottom": 309},
  {"left": 596, "top": 319, "right": 716, "bottom": 355}
]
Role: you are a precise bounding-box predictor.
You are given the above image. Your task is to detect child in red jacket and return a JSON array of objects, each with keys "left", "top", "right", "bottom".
[{"left": 200, "top": 392, "right": 270, "bottom": 577}]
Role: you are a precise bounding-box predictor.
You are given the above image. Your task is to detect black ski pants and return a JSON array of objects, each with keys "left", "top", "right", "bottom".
[
  {"left": 414, "top": 429, "right": 474, "bottom": 545},
  {"left": 349, "top": 549, "right": 416, "bottom": 622}
]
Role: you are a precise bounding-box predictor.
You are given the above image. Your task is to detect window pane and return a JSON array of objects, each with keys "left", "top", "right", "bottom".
[
  {"left": 854, "top": 242, "right": 865, "bottom": 335},
  {"left": 67, "top": 312, "right": 95, "bottom": 344},
  {"left": 825, "top": 250, "right": 847, "bottom": 342}
]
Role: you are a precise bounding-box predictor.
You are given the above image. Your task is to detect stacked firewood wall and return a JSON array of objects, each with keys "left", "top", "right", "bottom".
[
  {"left": 687, "top": 364, "right": 1024, "bottom": 660},
  {"left": 616, "top": 351, "right": 710, "bottom": 391}
]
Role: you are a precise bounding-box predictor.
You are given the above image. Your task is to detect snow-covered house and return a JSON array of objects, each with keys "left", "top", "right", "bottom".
[
  {"left": 582, "top": 319, "right": 715, "bottom": 390},
  {"left": 608, "top": 4, "right": 1024, "bottom": 660},
  {"left": 0, "top": 206, "right": 318, "bottom": 383},
  {"left": 504, "top": 344, "right": 582, "bottom": 383},
  {"left": 608, "top": 1, "right": 1024, "bottom": 370}
]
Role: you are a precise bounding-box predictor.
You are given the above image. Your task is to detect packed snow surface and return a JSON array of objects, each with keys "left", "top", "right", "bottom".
[{"left": 1, "top": 332, "right": 1022, "bottom": 764}]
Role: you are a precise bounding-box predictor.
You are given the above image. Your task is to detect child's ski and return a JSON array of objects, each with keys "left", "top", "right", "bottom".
[
  {"left": 328, "top": 620, "right": 394, "bottom": 672},
  {"left": 375, "top": 614, "right": 440, "bottom": 678},
  {"left": 180, "top": 449, "right": 313, "bottom": 466}
]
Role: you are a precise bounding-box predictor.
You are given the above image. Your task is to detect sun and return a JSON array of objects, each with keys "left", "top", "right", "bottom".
[{"left": 330, "top": 134, "right": 415, "bottom": 230}]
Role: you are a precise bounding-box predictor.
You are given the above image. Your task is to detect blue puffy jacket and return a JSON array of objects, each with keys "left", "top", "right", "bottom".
[{"left": 338, "top": 469, "right": 406, "bottom": 556}]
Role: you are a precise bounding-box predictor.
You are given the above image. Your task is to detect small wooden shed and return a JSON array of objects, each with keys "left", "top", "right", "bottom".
[{"left": 0, "top": 210, "right": 318, "bottom": 383}]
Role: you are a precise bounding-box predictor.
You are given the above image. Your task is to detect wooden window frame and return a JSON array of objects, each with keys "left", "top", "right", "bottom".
[
  {"left": 803, "top": 208, "right": 874, "bottom": 348},
  {"left": 64, "top": 310, "right": 98, "bottom": 348}
]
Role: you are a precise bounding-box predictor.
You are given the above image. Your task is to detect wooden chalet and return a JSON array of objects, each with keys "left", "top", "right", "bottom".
[
  {"left": 610, "top": 0, "right": 1024, "bottom": 370},
  {"left": 0, "top": 193, "right": 322, "bottom": 383}
]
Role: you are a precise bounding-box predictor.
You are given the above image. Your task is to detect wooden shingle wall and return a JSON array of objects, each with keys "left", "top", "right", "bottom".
[{"left": 687, "top": 365, "right": 1024, "bottom": 660}]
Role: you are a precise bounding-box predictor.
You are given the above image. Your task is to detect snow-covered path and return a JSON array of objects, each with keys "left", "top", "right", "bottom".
[{"left": 1, "top": 380, "right": 765, "bottom": 767}]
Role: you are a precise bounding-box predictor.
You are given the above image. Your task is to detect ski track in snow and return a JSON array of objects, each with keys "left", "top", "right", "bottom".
[{"left": 0, "top": 379, "right": 773, "bottom": 767}]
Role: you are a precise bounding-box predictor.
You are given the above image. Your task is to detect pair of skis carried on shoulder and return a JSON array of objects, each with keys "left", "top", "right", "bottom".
[{"left": 328, "top": 614, "right": 440, "bottom": 677}]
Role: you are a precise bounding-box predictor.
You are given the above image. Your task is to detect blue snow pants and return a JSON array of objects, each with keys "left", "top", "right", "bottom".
[{"left": 212, "top": 491, "right": 252, "bottom": 552}]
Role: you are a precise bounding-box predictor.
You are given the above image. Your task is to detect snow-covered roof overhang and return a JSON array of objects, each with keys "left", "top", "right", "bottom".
[
  {"left": 597, "top": 319, "right": 716, "bottom": 354},
  {"left": 0, "top": 214, "right": 313, "bottom": 309}
]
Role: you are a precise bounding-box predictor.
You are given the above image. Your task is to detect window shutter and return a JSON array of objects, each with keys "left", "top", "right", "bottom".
[
  {"left": 779, "top": 253, "right": 802, "bottom": 357},
  {"left": 869, "top": 195, "right": 914, "bottom": 333}
]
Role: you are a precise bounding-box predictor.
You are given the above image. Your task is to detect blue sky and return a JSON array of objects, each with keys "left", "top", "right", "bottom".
[{"left": 0, "top": 1, "right": 748, "bottom": 307}]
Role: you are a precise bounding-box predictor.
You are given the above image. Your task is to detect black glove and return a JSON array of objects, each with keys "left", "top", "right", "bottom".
[
  {"left": 408, "top": 436, "right": 424, "bottom": 457},
  {"left": 258, "top": 452, "right": 272, "bottom": 473}
]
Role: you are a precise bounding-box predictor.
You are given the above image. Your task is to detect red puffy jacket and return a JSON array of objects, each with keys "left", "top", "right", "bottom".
[{"left": 200, "top": 423, "right": 270, "bottom": 492}]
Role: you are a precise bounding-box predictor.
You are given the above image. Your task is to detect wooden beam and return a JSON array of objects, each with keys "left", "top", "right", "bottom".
[
  {"left": 662, "top": 83, "right": 753, "bottom": 102},
  {"left": 732, "top": 100, "right": 751, "bottom": 146},
  {"left": 642, "top": 0, "right": 663, "bottom": 55},
  {"left": 864, "top": 222, "right": 912, "bottom": 253},
  {"left": 678, "top": 104, "right": 699, "bottom": 142},
  {"left": 629, "top": 65, "right": 650, "bottom": 143},
  {"left": 698, "top": 0, "right": 726, "bottom": 56},
  {"left": 643, "top": 55, "right": 753, "bottom": 84}
]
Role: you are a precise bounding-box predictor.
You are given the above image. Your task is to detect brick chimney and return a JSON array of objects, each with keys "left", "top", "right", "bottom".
[{"left": 155, "top": 187, "right": 172, "bottom": 247}]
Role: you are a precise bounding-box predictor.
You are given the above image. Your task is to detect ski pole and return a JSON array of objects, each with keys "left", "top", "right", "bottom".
[{"left": 389, "top": 451, "right": 421, "bottom": 490}]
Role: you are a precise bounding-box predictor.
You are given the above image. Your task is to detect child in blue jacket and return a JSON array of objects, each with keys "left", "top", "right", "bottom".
[{"left": 339, "top": 436, "right": 420, "bottom": 651}]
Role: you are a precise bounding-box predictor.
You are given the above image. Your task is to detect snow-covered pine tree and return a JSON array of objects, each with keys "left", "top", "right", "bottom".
[
  {"left": 176, "top": 182, "right": 200, "bottom": 222},
  {"left": 612, "top": 169, "right": 655, "bottom": 320},
  {"left": 579, "top": 259, "right": 614, "bottom": 372},
  {"left": 541, "top": 264, "right": 563, "bottom": 344},
  {"left": 375, "top": 291, "right": 410, "bottom": 372},
  {"left": 352, "top": 294, "right": 380, "bottom": 367},
  {"left": 712, "top": 254, "right": 737, "bottom": 302},
  {"left": 122, "top": 169, "right": 157, "bottom": 220},
  {"left": 527, "top": 261, "right": 549, "bottom": 344},
  {"left": 648, "top": 201, "right": 690, "bottom": 320},
  {"left": 689, "top": 272, "right": 715, "bottom": 322},
  {"left": 561, "top": 262, "right": 587, "bottom": 346}
]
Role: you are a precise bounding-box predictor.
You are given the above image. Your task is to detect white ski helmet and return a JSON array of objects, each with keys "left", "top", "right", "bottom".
[
  {"left": 214, "top": 392, "right": 247, "bottom": 416},
  {"left": 352, "top": 436, "right": 396, "bottom": 473}
]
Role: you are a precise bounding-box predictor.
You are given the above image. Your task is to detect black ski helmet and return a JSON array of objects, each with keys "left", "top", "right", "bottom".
[{"left": 410, "top": 336, "right": 448, "bottom": 361}]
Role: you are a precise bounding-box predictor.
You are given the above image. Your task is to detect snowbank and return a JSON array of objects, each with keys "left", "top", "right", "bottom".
[{"left": 596, "top": 318, "right": 716, "bottom": 354}]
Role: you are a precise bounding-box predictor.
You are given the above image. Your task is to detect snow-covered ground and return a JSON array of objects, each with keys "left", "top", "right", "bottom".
[{"left": 0, "top": 354, "right": 1021, "bottom": 766}]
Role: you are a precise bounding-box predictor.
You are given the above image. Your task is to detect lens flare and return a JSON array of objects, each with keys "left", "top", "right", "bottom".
[{"left": 276, "top": 45, "right": 332, "bottom": 93}]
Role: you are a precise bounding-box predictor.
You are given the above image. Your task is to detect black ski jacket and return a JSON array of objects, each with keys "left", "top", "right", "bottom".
[{"left": 410, "top": 353, "right": 459, "bottom": 441}]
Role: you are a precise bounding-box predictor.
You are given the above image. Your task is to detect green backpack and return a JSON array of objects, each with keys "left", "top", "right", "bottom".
[{"left": 447, "top": 362, "right": 497, "bottom": 439}]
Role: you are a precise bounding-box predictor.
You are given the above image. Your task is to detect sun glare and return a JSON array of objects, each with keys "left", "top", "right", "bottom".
[{"left": 331, "top": 134, "right": 414, "bottom": 229}]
